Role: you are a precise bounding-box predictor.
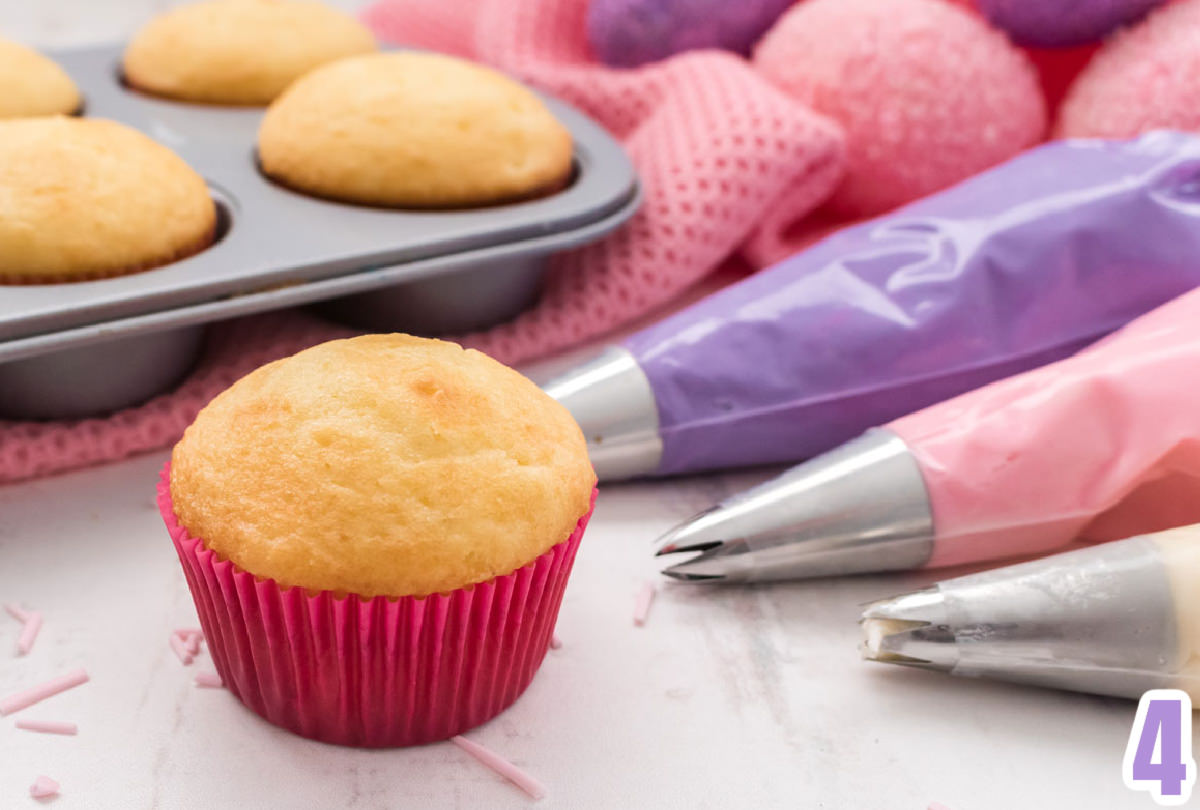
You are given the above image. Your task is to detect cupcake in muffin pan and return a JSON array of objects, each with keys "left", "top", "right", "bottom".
[
  {"left": 257, "top": 52, "right": 574, "bottom": 208},
  {"left": 123, "top": 0, "right": 378, "bottom": 106},
  {"left": 0, "top": 117, "right": 217, "bottom": 285},
  {"left": 0, "top": 34, "right": 639, "bottom": 420},
  {"left": 0, "top": 37, "right": 82, "bottom": 118}
]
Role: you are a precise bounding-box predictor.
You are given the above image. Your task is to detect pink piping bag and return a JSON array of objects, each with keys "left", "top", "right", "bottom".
[{"left": 655, "top": 283, "right": 1200, "bottom": 581}]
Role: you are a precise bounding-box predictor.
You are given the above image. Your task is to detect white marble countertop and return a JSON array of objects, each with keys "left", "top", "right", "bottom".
[
  {"left": 0, "top": 3, "right": 1189, "bottom": 808},
  {"left": 0, "top": 452, "right": 1176, "bottom": 809}
]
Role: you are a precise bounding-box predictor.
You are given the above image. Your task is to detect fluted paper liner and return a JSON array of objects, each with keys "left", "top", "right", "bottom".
[{"left": 158, "top": 464, "right": 594, "bottom": 747}]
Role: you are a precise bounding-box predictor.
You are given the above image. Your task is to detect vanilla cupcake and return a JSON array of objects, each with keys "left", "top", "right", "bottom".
[
  {"left": 0, "top": 38, "right": 81, "bottom": 118},
  {"left": 160, "top": 335, "right": 596, "bottom": 746},
  {"left": 257, "top": 52, "right": 574, "bottom": 207},
  {"left": 123, "top": 0, "right": 377, "bottom": 105},
  {"left": 0, "top": 117, "right": 215, "bottom": 283}
]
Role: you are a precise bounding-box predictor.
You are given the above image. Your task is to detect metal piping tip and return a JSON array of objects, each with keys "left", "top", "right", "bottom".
[
  {"left": 860, "top": 587, "right": 946, "bottom": 623},
  {"left": 857, "top": 539, "right": 1185, "bottom": 700},
  {"left": 660, "top": 566, "right": 726, "bottom": 583},
  {"left": 654, "top": 507, "right": 728, "bottom": 556},
  {"left": 861, "top": 618, "right": 933, "bottom": 664},
  {"left": 859, "top": 588, "right": 955, "bottom": 670},
  {"left": 539, "top": 345, "right": 663, "bottom": 482},
  {"left": 656, "top": 519, "right": 753, "bottom": 580},
  {"left": 658, "top": 538, "right": 752, "bottom": 581},
  {"left": 653, "top": 430, "right": 936, "bottom": 583}
]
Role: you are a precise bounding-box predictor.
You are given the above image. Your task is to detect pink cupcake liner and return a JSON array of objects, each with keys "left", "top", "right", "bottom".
[{"left": 157, "top": 463, "right": 595, "bottom": 747}]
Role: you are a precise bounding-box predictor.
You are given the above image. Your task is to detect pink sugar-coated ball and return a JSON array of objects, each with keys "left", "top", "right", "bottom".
[
  {"left": 586, "top": 0, "right": 795, "bottom": 68},
  {"left": 753, "top": 0, "right": 1046, "bottom": 218},
  {"left": 1056, "top": 0, "right": 1200, "bottom": 139},
  {"left": 975, "top": 0, "right": 1167, "bottom": 48}
]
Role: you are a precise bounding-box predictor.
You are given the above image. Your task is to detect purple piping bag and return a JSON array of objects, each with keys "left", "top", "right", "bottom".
[{"left": 544, "top": 131, "right": 1200, "bottom": 481}]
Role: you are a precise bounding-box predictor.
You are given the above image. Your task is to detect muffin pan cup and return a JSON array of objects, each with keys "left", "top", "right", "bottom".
[
  {"left": 0, "top": 44, "right": 639, "bottom": 420},
  {"left": 159, "top": 466, "right": 596, "bottom": 748},
  {"left": 0, "top": 326, "right": 205, "bottom": 421}
]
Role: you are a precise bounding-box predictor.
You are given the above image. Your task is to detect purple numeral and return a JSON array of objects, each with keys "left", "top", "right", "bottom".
[
  {"left": 1131, "top": 700, "right": 1187, "bottom": 795},
  {"left": 1124, "top": 689, "right": 1196, "bottom": 806}
]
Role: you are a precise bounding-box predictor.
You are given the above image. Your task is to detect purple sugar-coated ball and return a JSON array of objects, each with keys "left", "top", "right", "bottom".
[
  {"left": 975, "top": 0, "right": 1168, "bottom": 48},
  {"left": 586, "top": 0, "right": 795, "bottom": 68}
]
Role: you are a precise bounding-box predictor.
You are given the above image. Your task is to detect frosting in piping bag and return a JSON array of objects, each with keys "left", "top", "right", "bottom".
[
  {"left": 625, "top": 131, "right": 1200, "bottom": 476},
  {"left": 892, "top": 284, "right": 1200, "bottom": 568}
]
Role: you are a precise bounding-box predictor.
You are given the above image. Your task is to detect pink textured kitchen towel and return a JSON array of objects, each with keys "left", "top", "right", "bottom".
[
  {"left": 364, "top": 0, "right": 845, "bottom": 359},
  {"left": 0, "top": 0, "right": 844, "bottom": 485}
]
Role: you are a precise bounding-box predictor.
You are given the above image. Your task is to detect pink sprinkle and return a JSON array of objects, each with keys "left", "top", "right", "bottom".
[
  {"left": 169, "top": 633, "right": 194, "bottom": 666},
  {"left": 16, "top": 611, "right": 43, "bottom": 657},
  {"left": 16, "top": 719, "right": 77, "bottom": 736},
  {"left": 451, "top": 735, "right": 546, "bottom": 800},
  {"left": 0, "top": 668, "right": 89, "bottom": 716},
  {"left": 29, "top": 775, "right": 59, "bottom": 799},
  {"left": 633, "top": 580, "right": 656, "bottom": 627},
  {"left": 4, "top": 603, "right": 32, "bottom": 623},
  {"left": 194, "top": 671, "right": 223, "bottom": 688},
  {"left": 928, "top": 804, "right": 952, "bottom": 810},
  {"left": 549, "top": 634, "right": 562, "bottom": 650},
  {"left": 173, "top": 628, "right": 204, "bottom": 656}
]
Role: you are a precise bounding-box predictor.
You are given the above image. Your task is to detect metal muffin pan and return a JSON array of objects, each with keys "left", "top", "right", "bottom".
[{"left": 0, "top": 44, "right": 639, "bottom": 420}]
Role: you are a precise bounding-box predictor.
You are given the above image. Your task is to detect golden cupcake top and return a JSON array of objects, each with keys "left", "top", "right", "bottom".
[
  {"left": 169, "top": 335, "right": 595, "bottom": 598},
  {"left": 122, "top": 0, "right": 377, "bottom": 105},
  {"left": 0, "top": 117, "right": 215, "bottom": 283},
  {"left": 257, "top": 52, "right": 574, "bottom": 207},
  {"left": 0, "top": 38, "right": 81, "bottom": 118}
]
